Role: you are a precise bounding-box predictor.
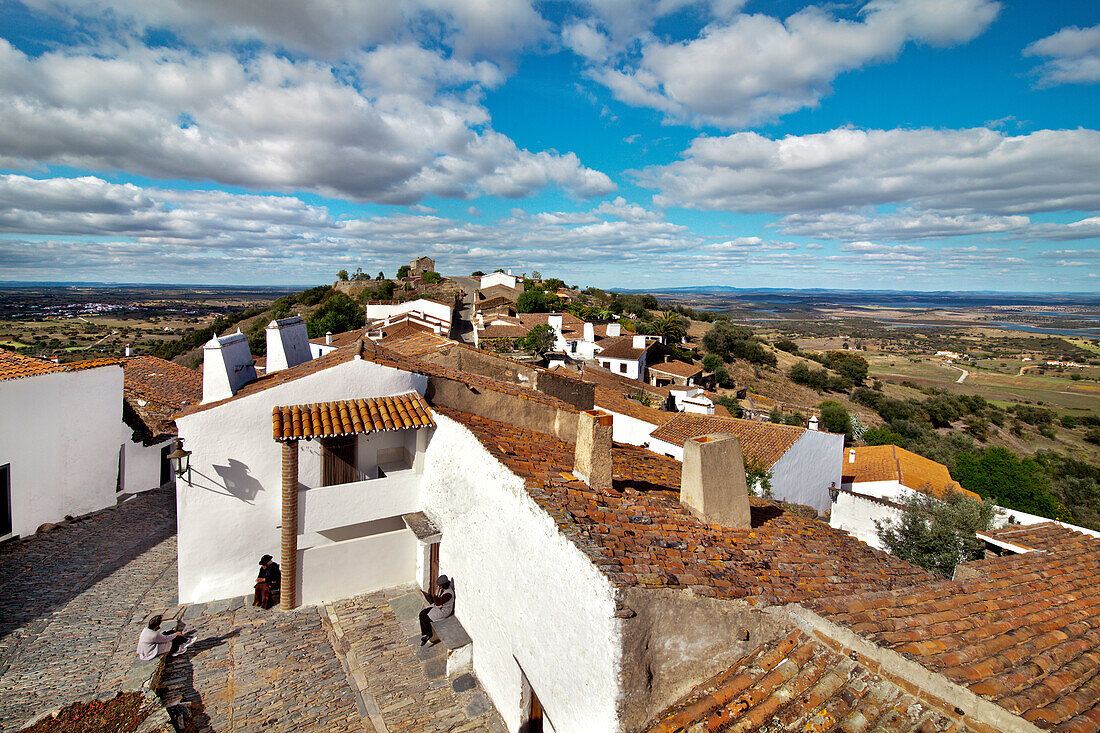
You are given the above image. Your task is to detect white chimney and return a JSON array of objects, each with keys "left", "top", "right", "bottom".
[
  {"left": 266, "top": 317, "right": 313, "bottom": 374},
  {"left": 632, "top": 334, "right": 647, "bottom": 349},
  {"left": 124, "top": 345, "right": 133, "bottom": 357},
  {"left": 325, "top": 331, "right": 333, "bottom": 345},
  {"left": 848, "top": 448, "right": 856, "bottom": 464},
  {"left": 548, "top": 313, "right": 563, "bottom": 331},
  {"left": 808, "top": 416, "right": 819, "bottom": 431},
  {"left": 606, "top": 323, "right": 620, "bottom": 337},
  {"left": 583, "top": 322, "right": 595, "bottom": 343},
  {"left": 681, "top": 433, "right": 750, "bottom": 529},
  {"left": 202, "top": 332, "right": 256, "bottom": 403}
]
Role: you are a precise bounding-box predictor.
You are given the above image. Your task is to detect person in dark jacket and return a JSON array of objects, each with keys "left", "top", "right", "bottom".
[{"left": 254, "top": 554, "right": 281, "bottom": 609}]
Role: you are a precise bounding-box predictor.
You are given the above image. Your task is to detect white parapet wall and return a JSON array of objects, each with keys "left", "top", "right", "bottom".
[
  {"left": 421, "top": 415, "right": 621, "bottom": 733},
  {"left": 829, "top": 491, "right": 902, "bottom": 550},
  {"left": 0, "top": 365, "right": 123, "bottom": 537},
  {"left": 174, "top": 358, "right": 427, "bottom": 605},
  {"left": 119, "top": 427, "right": 172, "bottom": 495}
]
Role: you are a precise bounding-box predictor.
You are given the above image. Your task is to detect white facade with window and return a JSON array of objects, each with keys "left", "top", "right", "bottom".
[{"left": 0, "top": 364, "right": 123, "bottom": 539}]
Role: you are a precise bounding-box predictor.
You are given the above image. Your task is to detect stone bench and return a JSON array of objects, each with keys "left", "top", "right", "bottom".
[{"left": 430, "top": 615, "right": 471, "bottom": 650}]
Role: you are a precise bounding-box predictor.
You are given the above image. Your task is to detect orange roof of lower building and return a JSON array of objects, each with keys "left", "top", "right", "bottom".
[
  {"left": 645, "top": 629, "right": 970, "bottom": 733},
  {"left": 842, "top": 445, "right": 977, "bottom": 500},
  {"left": 272, "top": 391, "right": 434, "bottom": 441},
  {"left": 122, "top": 355, "right": 202, "bottom": 439},
  {"left": 811, "top": 531, "right": 1100, "bottom": 728},
  {"left": 649, "top": 412, "right": 808, "bottom": 469},
  {"left": 0, "top": 350, "right": 120, "bottom": 382}
]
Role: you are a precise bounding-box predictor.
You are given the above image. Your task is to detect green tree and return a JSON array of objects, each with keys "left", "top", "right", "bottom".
[
  {"left": 952, "top": 447, "right": 1059, "bottom": 517},
  {"left": 517, "top": 289, "right": 554, "bottom": 313},
  {"left": 876, "top": 492, "right": 996, "bottom": 576},
  {"left": 825, "top": 351, "right": 869, "bottom": 385},
  {"left": 775, "top": 339, "right": 799, "bottom": 353},
  {"left": 523, "top": 324, "right": 557, "bottom": 355},
  {"left": 471, "top": 270, "right": 485, "bottom": 277},
  {"left": 337, "top": 269, "right": 349, "bottom": 281},
  {"left": 650, "top": 311, "right": 688, "bottom": 342},
  {"left": 421, "top": 271, "right": 443, "bottom": 284},
  {"left": 396, "top": 264, "right": 411, "bottom": 279},
  {"left": 819, "top": 401, "right": 851, "bottom": 438},
  {"left": 306, "top": 292, "right": 364, "bottom": 339},
  {"left": 702, "top": 352, "right": 724, "bottom": 373}
]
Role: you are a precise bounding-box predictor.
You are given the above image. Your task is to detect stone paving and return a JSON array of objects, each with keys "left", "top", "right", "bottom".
[
  {"left": 325, "top": 587, "right": 505, "bottom": 733},
  {"left": 0, "top": 487, "right": 505, "bottom": 732}
]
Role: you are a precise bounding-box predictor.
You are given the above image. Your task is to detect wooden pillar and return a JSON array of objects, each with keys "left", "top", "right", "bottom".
[{"left": 280, "top": 440, "right": 298, "bottom": 610}]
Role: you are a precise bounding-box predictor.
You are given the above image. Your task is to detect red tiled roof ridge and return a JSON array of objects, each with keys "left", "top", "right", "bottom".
[
  {"left": 0, "top": 350, "right": 121, "bottom": 382},
  {"left": 272, "top": 391, "right": 434, "bottom": 441}
]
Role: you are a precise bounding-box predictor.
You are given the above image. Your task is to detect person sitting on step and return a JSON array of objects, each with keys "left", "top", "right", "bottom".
[
  {"left": 136, "top": 614, "right": 194, "bottom": 660},
  {"left": 254, "top": 554, "right": 281, "bottom": 609},
  {"left": 419, "top": 575, "right": 455, "bottom": 645}
]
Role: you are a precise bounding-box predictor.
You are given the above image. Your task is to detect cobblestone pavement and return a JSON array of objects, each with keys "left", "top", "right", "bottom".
[
  {"left": 0, "top": 489, "right": 177, "bottom": 731},
  {"left": 159, "top": 600, "right": 362, "bottom": 733},
  {"left": 326, "top": 587, "right": 506, "bottom": 733},
  {"left": 1, "top": 488, "right": 504, "bottom": 732}
]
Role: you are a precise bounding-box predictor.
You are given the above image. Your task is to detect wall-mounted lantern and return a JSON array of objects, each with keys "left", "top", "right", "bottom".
[{"left": 167, "top": 439, "right": 192, "bottom": 482}]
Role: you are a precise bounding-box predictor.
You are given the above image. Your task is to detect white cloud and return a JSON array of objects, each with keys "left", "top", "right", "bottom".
[
  {"left": 778, "top": 210, "right": 1031, "bottom": 241},
  {"left": 585, "top": 0, "right": 999, "bottom": 126},
  {"left": 1024, "top": 24, "right": 1100, "bottom": 87},
  {"left": 0, "top": 42, "right": 612, "bottom": 204},
  {"left": 20, "top": 0, "right": 550, "bottom": 61},
  {"left": 643, "top": 127, "right": 1100, "bottom": 216}
]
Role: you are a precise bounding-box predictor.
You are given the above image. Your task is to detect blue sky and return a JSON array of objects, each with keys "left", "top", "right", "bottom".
[{"left": 0, "top": 0, "right": 1098, "bottom": 291}]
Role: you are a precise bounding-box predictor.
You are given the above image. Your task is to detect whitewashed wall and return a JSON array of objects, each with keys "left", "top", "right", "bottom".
[
  {"left": 600, "top": 357, "right": 641, "bottom": 381},
  {"left": 119, "top": 427, "right": 172, "bottom": 494},
  {"left": 366, "top": 298, "right": 452, "bottom": 325},
  {"left": 0, "top": 366, "right": 122, "bottom": 538},
  {"left": 844, "top": 478, "right": 907, "bottom": 502},
  {"left": 829, "top": 491, "right": 900, "bottom": 549},
  {"left": 480, "top": 272, "right": 517, "bottom": 290},
  {"left": 174, "top": 359, "right": 427, "bottom": 604},
  {"left": 769, "top": 430, "right": 842, "bottom": 514},
  {"left": 421, "top": 415, "right": 621, "bottom": 733},
  {"left": 299, "top": 524, "right": 416, "bottom": 605}
]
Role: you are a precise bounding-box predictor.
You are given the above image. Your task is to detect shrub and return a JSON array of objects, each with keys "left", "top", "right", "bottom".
[
  {"left": 775, "top": 339, "right": 799, "bottom": 353},
  {"left": 819, "top": 401, "right": 851, "bottom": 438},
  {"left": 876, "top": 492, "right": 996, "bottom": 576}
]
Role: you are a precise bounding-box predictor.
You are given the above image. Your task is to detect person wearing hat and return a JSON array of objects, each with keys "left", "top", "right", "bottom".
[
  {"left": 136, "top": 614, "right": 194, "bottom": 660},
  {"left": 419, "top": 575, "right": 455, "bottom": 645},
  {"left": 254, "top": 554, "right": 281, "bottom": 609}
]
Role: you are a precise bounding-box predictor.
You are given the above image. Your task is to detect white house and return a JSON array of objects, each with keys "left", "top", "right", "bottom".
[
  {"left": 0, "top": 351, "right": 123, "bottom": 539},
  {"left": 478, "top": 271, "right": 517, "bottom": 290},
  {"left": 595, "top": 334, "right": 663, "bottom": 381},
  {"left": 647, "top": 411, "right": 843, "bottom": 513},
  {"left": 120, "top": 355, "right": 202, "bottom": 495},
  {"left": 365, "top": 297, "right": 454, "bottom": 336}
]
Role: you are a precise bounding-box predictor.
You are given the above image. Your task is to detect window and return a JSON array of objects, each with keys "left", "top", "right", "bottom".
[
  {"left": 619, "top": 363, "right": 627, "bottom": 373},
  {"left": 0, "top": 464, "right": 10, "bottom": 537},
  {"left": 321, "top": 435, "right": 357, "bottom": 486},
  {"left": 160, "top": 444, "right": 171, "bottom": 486}
]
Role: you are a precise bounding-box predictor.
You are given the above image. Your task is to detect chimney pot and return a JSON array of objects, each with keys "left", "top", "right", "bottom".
[
  {"left": 574, "top": 410, "right": 613, "bottom": 491},
  {"left": 606, "top": 322, "right": 620, "bottom": 337},
  {"left": 632, "top": 334, "right": 646, "bottom": 349},
  {"left": 266, "top": 317, "right": 313, "bottom": 373},
  {"left": 680, "top": 432, "right": 751, "bottom": 529},
  {"left": 848, "top": 448, "right": 856, "bottom": 464},
  {"left": 325, "top": 331, "right": 333, "bottom": 345}
]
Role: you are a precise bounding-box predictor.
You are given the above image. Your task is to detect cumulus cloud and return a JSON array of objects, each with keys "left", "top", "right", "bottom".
[
  {"left": 777, "top": 210, "right": 1032, "bottom": 241},
  {"left": 19, "top": 0, "right": 550, "bottom": 61},
  {"left": 643, "top": 127, "right": 1100, "bottom": 216},
  {"left": 584, "top": 0, "right": 999, "bottom": 126},
  {"left": 1024, "top": 24, "right": 1100, "bottom": 87},
  {"left": 0, "top": 42, "right": 612, "bottom": 204}
]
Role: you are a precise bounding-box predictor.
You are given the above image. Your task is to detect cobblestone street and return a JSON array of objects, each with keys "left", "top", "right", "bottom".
[{"left": 0, "top": 488, "right": 504, "bottom": 732}]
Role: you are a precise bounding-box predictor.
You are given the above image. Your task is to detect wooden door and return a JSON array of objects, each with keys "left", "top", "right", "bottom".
[
  {"left": 528, "top": 690, "right": 543, "bottom": 733},
  {"left": 429, "top": 542, "right": 440, "bottom": 597},
  {"left": 0, "top": 464, "right": 10, "bottom": 536},
  {"left": 321, "top": 436, "right": 357, "bottom": 486}
]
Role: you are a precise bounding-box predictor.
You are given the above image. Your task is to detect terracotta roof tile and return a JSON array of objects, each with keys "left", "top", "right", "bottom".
[
  {"left": 842, "top": 445, "right": 978, "bottom": 501},
  {"left": 597, "top": 335, "right": 655, "bottom": 360},
  {"left": 272, "top": 391, "right": 434, "bottom": 441},
  {"left": 645, "top": 629, "right": 969, "bottom": 732},
  {"left": 650, "top": 413, "right": 807, "bottom": 469},
  {"left": 810, "top": 533, "right": 1100, "bottom": 728},
  {"left": 309, "top": 327, "right": 370, "bottom": 349},
  {"left": 0, "top": 351, "right": 120, "bottom": 382},
  {"left": 981, "top": 522, "right": 1092, "bottom": 552},
  {"left": 647, "top": 360, "right": 703, "bottom": 379},
  {"left": 440, "top": 407, "right": 932, "bottom": 605},
  {"left": 122, "top": 355, "right": 202, "bottom": 439},
  {"left": 380, "top": 331, "right": 462, "bottom": 358}
]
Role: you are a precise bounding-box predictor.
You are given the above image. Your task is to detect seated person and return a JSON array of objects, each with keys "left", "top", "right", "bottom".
[
  {"left": 419, "top": 575, "right": 455, "bottom": 645},
  {"left": 254, "top": 554, "right": 281, "bottom": 609},
  {"left": 136, "top": 615, "right": 193, "bottom": 660}
]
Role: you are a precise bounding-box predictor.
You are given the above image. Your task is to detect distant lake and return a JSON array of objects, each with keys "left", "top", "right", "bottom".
[{"left": 985, "top": 321, "right": 1100, "bottom": 337}]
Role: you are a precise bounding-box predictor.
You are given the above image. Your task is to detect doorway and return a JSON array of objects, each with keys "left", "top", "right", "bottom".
[{"left": 0, "top": 464, "right": 10, "bottom": 536}]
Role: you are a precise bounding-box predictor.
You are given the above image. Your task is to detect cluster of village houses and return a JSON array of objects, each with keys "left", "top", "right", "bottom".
[{"left": 3, "top": 264, "right": 1100, "bottom": 732}]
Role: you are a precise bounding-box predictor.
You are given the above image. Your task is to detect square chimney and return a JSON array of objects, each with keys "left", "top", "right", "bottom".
[
  {"left": 680, "top": 433, "right": 750, "bottom": 529},
  {"left": 574, "top": 409, "right": 613, "bottom": 491}
]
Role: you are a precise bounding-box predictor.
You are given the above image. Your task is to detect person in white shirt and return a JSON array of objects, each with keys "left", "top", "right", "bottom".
[{"left": 136, "top": 614, "right": 193, "bottom": 660}]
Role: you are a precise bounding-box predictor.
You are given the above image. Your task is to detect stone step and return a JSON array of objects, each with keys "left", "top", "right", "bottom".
[{"left": 432, "top": 616, "right": 471, "bottom": 650}]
